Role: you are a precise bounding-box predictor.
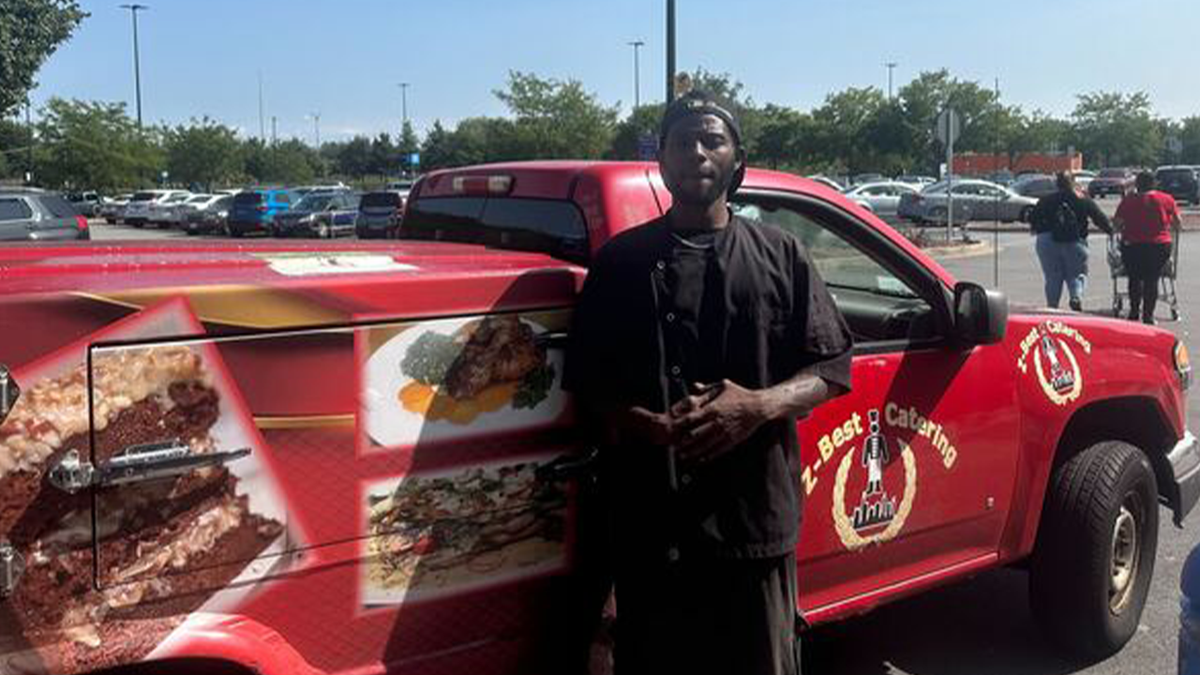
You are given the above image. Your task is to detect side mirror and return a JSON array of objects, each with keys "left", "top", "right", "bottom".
[{"left": 954, "top": 282, "right": 1008, "bottom": 346}]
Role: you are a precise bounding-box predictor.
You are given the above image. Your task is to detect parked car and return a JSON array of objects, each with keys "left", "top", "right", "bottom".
[
  {"left": 98, "top": 193, "right": 133, "bottom": 223},
  {"left": 273, "top": 191, "right": 361, "bottom": 238},
  {"left": 294, "top": 183, "right": 349, "bottom": 197},
  {"left": 851, "top": 172, "right": 885, "bottom": 186},
  {"left": 355, "top": 190, "right": 405, "bottom": 239},
  {"left": 226, "top": 188, "right": 296, "bottom": 237},
  {"left": 842, "top": 181, "right": 919, "bottom": 219},
  {"left": 1089, "top": 168, "right": 1137, "bottom": 198},
  {"left": 1073, "top": 169, "right": 1098, "bottom": 188},
  {"left": 1011, "top": 174, "right": 1057, "bottom": 199},
  {"left": 181, "top": 195, "right": 234, "bottom": 235},
  {"left": 66, "top": 191, "right": 104, "bottom": 217},
  {"left": 147, "top": 191, "right": 196, "bottom": 227},
  {"left": 895, "top": 174, "right": 937, "bottom": 188},
  {"left": 0, "top": 188, "right": 89, "bottom": 240},
  {"left": 899, "top": 179, "right": 1037, "bottom": 224},
  {"left": 806, "top": 175, "right": 845, "bottom": 192},
  {"left": 167, "top": 194, "right": 223, "bottom": 229},
  {"left": 1156, "top": 166, "right": 1200, "bottom": 206},
  {"left": 123, "top": 190, "right": 191, "bottom": 227}
]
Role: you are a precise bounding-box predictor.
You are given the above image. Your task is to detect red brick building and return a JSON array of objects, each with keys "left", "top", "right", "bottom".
[{"left": 953, "top": 152, "right": 1084, "bottom": 176}]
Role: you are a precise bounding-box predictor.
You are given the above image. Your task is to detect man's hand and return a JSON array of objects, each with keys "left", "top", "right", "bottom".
[
  {"left": 622, "top": 407, "right": 676, "bottom": 446},
  {"left": 671, "top": 379, "right": 769, "bottom": 465}
]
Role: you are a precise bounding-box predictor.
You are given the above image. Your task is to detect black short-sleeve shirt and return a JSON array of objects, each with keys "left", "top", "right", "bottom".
[{"left": 564, "top": 215, "right": 853, "bottom": 561}]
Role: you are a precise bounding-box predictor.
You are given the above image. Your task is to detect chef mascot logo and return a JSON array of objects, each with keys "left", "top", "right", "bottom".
[{"left": 832, "top": 409, "right": 917, "bottom": 551}]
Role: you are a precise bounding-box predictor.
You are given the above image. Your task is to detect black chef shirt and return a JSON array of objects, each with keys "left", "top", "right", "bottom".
[{"left": 564, "top": 214, "right": 853, "bottom": 562}]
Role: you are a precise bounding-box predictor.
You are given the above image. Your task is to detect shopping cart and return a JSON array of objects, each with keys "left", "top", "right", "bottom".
[{"left": 1107, "top": 229, "right": 1181, "bottom": 321}]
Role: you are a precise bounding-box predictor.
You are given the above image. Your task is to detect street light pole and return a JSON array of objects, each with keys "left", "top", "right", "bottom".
[
  {"left": 119, "top": 4, "right": 148, "bottom": 129},
  {"left": 666, "top": 0, "right": 676, "bottom": 103},
  {"left": 885, "top": 61, "right": 897, "bottom": 100},
  {"left": 628, "top": 40, "right": 644, "bottom": 110},
  {"left": 310, "top": 112, "right": 321, "bottom": 148},
  {"left": 397, "top": 83, "right": 410, "bottom": 131}
]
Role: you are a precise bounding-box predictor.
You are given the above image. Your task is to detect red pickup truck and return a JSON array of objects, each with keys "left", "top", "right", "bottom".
[{"left": 0, "top": 161, "right": 1196, "bottom": 675}]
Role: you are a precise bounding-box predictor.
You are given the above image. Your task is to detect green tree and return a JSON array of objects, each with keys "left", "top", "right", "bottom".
[
  {"left": 494, "top": 71, "right": 619, "bottom": 159},
  {"left": 243, "top": 138, "right": 319, "bottom": 184},
  {"left": 1180, "top": 117, "right": 1200, "bottom": 165},
  {"left": 164, "top": 117, "right": 242, "bottom": 190},
  {"left": 898, "top": 70, "right": 999, "bottom": 168},
  {"left": 810, "top": 86, "right": 887, "bottom": 174},
  {"left": 753, "top": 104, "right": 809, "bottom": 171},
  {"left": 334, "top": 136, "right": 373, "bottom": 179},
  {"left": 34, "top": 97, "right": 162, "bottom": 189},
  {"left": 368, "top": 132, "right": 397, "bottom": 178},
  {"left": 606, "top": 103, "right": 664, "bottom": 160},
  {"left": 1070, "top": 92, "right": 1160, "bottom": 167},
  {"left": 0, "top": 117, "right": 32, "bottom": 179},
  {"left": 0, "top": 0, "right": 87, "bottom": 117}
]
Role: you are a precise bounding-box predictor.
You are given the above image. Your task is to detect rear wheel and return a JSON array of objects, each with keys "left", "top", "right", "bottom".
[{"left": 1029, "top": 440, "right": 1158, "bottom": 660}]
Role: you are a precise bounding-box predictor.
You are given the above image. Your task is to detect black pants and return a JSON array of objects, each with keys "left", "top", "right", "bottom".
[
  {"left": 614, "top": 552, "right": 800, "bottom": 675},
  {"left": 1122, "top": 242, "right": 1172, "bottom": 321}
]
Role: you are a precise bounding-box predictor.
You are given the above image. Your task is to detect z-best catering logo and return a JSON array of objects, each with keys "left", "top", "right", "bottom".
[
  {"left": 1016, "top": 320, "right": 1091, "bottom": 406},
  {"left": 802, "top": 404, "right": 960, "bottom": 552}
]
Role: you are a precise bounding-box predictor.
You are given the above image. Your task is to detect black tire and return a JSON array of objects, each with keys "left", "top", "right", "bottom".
[{"left": 1029, "top": 440, "right": 1158, "bottom": 661}]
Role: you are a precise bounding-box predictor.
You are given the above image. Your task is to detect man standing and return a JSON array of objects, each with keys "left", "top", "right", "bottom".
[
  {"left": 1030, "top": 171, "right": 1113, "bottom": 311},
  {"left": 1114, "top": 171, "right": 1181, "bottom": 324},
  {"left": 565, "top": 91, "right": 853, "bottom": 675}
]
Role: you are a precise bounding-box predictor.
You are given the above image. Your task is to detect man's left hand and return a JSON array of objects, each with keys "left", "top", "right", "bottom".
[{"left": 672, "top": 379, "right": 769, "bottom": 464}]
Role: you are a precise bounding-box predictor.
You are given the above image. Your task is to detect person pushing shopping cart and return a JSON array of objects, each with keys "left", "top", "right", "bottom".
[{"left": 1109, "top": 171, "right": 1183, "bottom": 325}]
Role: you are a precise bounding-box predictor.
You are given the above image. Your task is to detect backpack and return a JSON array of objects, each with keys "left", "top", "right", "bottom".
[{"left": 1049, "top": 199, "right": 1080, "bottom": 243}]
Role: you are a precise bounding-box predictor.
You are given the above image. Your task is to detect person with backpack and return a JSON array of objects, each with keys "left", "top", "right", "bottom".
[
  {"left": 1030, "top": 171, "right": 1113, "bottom": 311},
  {"left": 1113, "top": 171, "right": 1181, "bottom": 325}
]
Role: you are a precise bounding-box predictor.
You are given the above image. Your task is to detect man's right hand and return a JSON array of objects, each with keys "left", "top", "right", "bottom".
[{"left": 622, "top": 407, "right": 675, "bottom": 445}]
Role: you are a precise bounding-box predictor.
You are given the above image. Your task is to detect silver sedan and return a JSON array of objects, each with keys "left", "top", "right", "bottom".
[
  {"left": 898, "top": 179, "right": 1037, "bottom": 224},
  {"left": 843, "top": 181, "right": 919, "bottom": 219}
]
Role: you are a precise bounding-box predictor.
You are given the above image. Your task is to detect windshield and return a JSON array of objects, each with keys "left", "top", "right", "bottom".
[{"left": 295, "top": 194, "right": 335, "bottom": 211}]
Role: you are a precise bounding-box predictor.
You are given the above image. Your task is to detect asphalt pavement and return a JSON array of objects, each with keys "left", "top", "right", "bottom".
[{"left": 804, "top": 230, "right": 1200, "bottom": 675}]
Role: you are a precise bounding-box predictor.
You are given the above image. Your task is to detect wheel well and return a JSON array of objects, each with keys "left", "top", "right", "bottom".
[
  {"left": 88, "top": 658, "right": 259, "bottom": 675},
  {"left": 1054, "top": 396, "right": 1177, "bottom": 504}
]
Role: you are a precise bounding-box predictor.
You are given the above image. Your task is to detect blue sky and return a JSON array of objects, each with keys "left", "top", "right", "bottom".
[{"left": 29, "top": 0, "right": 1200, "bottom": 143}]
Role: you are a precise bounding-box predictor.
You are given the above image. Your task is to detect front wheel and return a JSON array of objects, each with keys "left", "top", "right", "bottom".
[{"left": 1030, "top": 440, "right": 1158, "bottom": 661}]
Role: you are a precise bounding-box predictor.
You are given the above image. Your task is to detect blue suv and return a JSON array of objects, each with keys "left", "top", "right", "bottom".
[{"left": 227, "top": 189, "right": 295, "bottom": 237}]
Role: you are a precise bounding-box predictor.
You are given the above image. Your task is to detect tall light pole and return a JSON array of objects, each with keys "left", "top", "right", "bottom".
[
  {"left": 119, "top": 4, "right": 148, "bottom": 128},
  {"left": 885, "top": 61, "right": 898, "bottom": 100},
  {"left": 628, "top": 40, "right": 645, "bottom": 110},
  {"left": 666, "top": 0, "right": 676, "bottom": 103},
  {"left": 309, "top": 112, "right": 321, "bottom": 148},
  {"left": 397, "top": 82, "right": 410, "bottom": 131}
]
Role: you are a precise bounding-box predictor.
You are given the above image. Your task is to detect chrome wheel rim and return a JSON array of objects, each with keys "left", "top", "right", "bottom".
[{"left": 1110, "top": 501, "right": 1139, "bottom": 614}]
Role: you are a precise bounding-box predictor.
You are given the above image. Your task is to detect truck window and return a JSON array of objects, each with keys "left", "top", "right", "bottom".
[
  {"left": 731, "top": 200, "right": 937, "bottom": 345},
  {"left": 401, "top": 196, "right": 589, "bottom": 265}
]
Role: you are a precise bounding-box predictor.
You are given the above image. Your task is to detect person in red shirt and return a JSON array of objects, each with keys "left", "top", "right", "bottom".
[{"left": 1114, "top": 171, "right": 1182, "bottom": 324}]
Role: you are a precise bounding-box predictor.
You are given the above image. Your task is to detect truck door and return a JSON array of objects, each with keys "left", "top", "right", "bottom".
[{"left": 731, "top": 196, "right": 1020, "bottom": 621}]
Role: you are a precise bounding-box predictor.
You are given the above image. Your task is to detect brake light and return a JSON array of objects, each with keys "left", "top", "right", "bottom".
[
  {"left": 452, "top": 175, "right": 514, "bottom": 195},
  {"left": 257, "top": 205, "right": 268, "bottom": 212},
  {"left": 74, "top": 215, "right": 88, "bottom": 231}
]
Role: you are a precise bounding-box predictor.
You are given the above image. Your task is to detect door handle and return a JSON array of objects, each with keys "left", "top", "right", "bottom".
[{"left": 47, "top": 440, "right": 251, "bottom": 494}]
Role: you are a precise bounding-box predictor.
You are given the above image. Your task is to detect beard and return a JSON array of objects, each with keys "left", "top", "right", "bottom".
[{"left": 666, "top": 168, "right": 736, "bottom": 207}]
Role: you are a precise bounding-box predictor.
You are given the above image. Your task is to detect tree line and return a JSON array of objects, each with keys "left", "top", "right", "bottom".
[{"left": 3, "top": 69, "right": 1199, "bottom": 192}]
